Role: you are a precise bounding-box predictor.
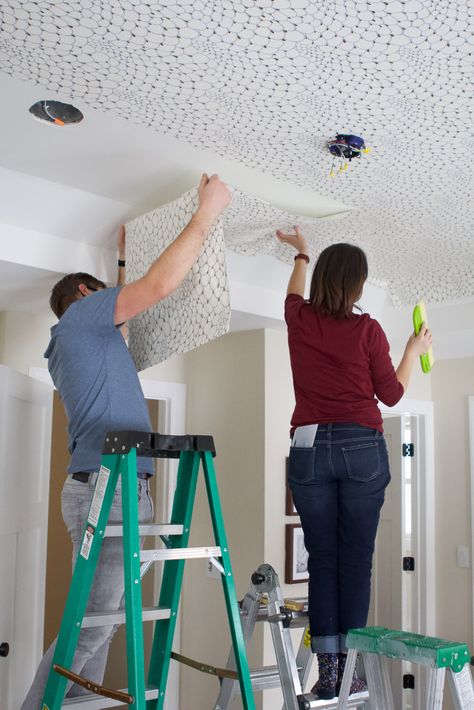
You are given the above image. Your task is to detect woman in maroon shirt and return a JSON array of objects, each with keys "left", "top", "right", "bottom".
[{"left": 277, "top": 227, "right": 432, "bottom": 700}]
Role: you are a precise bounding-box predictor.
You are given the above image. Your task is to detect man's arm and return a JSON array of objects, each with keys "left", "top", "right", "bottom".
[
  {"left": 117, "top": 224, "right": 126, "bottom": 287},
  {"left": 114, "top": 174, "right": 230, "bottom": 325},
  {"left": 276, "top": 226, "right": 309, "bottom": 296}
]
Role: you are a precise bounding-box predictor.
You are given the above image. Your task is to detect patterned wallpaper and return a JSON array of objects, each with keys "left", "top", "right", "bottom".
[
  {"left": 1, "top": 1, "right": 473, "bottom": 304},
  {"left": 127, "top": 189, "right": 229, "bottom": 369}
]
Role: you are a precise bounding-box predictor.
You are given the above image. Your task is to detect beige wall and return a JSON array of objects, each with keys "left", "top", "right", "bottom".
[
  {"left": 140, "top": 351, "right": 188, "bottom": 384},
  {"left": 0, "top": 310, "right": 56, "bottom": 375},
  {"left": 180, "top": 330, "right": 266, "bottom": 710},
  {"left": 432, "top": 358, "right": 474, "bottom": 649},
  {"left": 262, "top": 328, "right": 319, "bottom": 706}
]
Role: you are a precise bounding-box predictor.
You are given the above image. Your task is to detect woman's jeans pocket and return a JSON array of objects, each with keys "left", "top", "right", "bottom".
[
  {"left": 341, "top": 441, "right": 381, "bottom": 482},
  {"left": 288, "top": 446, "right": 316, "bottom": 485}
]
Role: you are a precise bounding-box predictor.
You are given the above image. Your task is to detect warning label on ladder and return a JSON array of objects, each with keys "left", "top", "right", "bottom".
[
  {"left": 88, "top": 466, "right": 110, "bottom": 527},
  {"left": 80, "top": 524, "right": 95, "bottom": 560}
]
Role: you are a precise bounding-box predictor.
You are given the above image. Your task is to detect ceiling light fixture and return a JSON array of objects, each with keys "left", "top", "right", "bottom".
[
  {"left": 327, "top": 134, "right": 371, "bottom": 177},
  {"left": 29, "top": 100, "right": 83, "bottom": 126}
]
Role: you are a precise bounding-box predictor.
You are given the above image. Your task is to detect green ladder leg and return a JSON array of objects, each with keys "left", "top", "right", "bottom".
[
  {"left": 201, "top": 451, "right": 255, "bottom": 709},
  {"left": 121, "top": 447, "right": 147, "bottom": 709}
]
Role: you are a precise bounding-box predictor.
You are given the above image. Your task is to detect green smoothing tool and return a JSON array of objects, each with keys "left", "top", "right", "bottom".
[{"left": 413, "top": 300, "right": 434, "bottom": 373}]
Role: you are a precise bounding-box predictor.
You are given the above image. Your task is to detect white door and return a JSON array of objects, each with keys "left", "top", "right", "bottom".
[
  {"left": 0, "top": 365, "right": 52, "bottom": 709},
  {"left": 368, "top": 414, "right": 420, "bottom": 710}
]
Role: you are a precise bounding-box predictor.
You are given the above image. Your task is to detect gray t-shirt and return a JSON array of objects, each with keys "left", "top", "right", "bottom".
[{"left": 44, "top": 287, "right": 153, "bottom": 474}]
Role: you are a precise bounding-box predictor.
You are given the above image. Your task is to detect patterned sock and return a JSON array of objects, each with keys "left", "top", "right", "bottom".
[
  {"left": 336, "top": 652, "right": 368, "bottom": 695},
  {"left": 311, "top": 653, "right": 338, "bottom": 699}
]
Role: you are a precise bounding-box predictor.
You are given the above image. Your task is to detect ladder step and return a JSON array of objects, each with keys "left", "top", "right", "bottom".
[
  {"left": 104, "top": 523, "right": 184, "bottom": 537},
  {"left": 248, "top": 665, "right": 301, "bottom": 691},
  {"left": 141, "top": 545, "right": 221, "bottom": 561},
  {"left": 302, "top": 690, "right": 370, "bottom": 708},
  {"left": 82, "top": 606, "right": 170, "bottom": 628},
  {"left": 62, "top": 686, "right": 159, "bottom": 708}
]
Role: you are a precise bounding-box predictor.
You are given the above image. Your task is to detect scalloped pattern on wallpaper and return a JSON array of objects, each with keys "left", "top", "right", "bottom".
[
  {"left": 1, "top": 1, "right": 473, "bottom": 304},
  {"left": 126, "top": 188, "right": 229, "bottom": 370}
]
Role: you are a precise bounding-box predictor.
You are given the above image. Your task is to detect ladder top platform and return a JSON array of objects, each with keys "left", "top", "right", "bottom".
[
  {"left": 347, "top": 626, "right": 470, "bottom": 672},
  {"left": 102, "top": 431, "right": 216, "bottom": 458}
]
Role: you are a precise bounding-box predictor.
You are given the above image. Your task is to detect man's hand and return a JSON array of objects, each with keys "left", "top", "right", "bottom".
[
  {"left": 196, "top": 173, "right": 231, "bottom": 223},
  {"left": 114, "top": 173, "right": 230, "bottom": 325},
  {"left": 276, "top": 226, "right": 308, "bottom": 255}
]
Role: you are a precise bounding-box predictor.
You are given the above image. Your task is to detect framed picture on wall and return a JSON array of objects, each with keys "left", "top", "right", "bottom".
[
  {"left": 285, "top": 523, "right": 309, "bottom": 584},
  {"left": 285, "top": 457, "right": 298, "bottom": 516}
]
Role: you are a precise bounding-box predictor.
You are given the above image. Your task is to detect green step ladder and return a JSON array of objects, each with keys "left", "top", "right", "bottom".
[
  {"left": 41, "top": 430, "right": 255, "bottom": 710},
  {"left": 336, "top": 626, "right": 474, "bottom": 710}
]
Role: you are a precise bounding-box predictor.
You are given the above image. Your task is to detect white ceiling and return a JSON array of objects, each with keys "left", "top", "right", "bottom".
[{"left": 0, "top": 1, "right": 473, "bottom": 355}]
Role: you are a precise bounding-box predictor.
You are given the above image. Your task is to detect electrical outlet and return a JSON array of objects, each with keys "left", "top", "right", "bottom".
[{"left": 456, "top": 545, "right": 470, "bottom": 568}]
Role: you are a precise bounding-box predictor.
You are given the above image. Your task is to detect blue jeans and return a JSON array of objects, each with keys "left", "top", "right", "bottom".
[
  {"left": 21, "top": 473, "right": 154, "bottom": 710},
  {"left": 288, "top": 423, "right": 390, "bottom": 654}
]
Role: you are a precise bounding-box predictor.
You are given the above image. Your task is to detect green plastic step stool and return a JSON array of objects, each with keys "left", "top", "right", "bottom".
[
  {"left": 337, "top": 626, "right": 474, "bottom": 710},
  {"left": 41, "top": 430, "right": 255, "bottom": 710}
]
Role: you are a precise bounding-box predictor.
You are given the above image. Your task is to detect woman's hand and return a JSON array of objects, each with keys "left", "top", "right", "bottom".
[
  {"left": 278, "top": 226, "right": 309, "bottom": 297},
  {"left": 406, "top": 323, "right": 433, "bottom": 356},
  {"left": 396, "top": 323, "right": 433, "bottom": 390},
  {"left": 276, "top": 226, "right": 308, "bottom": 255}
]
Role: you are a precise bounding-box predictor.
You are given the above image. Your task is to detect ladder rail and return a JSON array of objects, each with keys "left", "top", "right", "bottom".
[
  {"left": 121, "top": 449, "right": 146, "bottom": 709},
  {"left": 146, "top": 449, "right": 201, "bottom": 709},
  {"left": 202, "top": 450, "right": 255, "bottom": 709},
  {"left": 214, "top": 588, "right": 263, "bottom": 709},
  {"left": 267, "top": 581, "right": 303, "bottom": 710},
  {"left": 446, "top": 664, "right": 474, "bottom": 710}
]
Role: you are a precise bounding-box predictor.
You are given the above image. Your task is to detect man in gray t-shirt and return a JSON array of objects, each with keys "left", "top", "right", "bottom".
[{"left": 22, "top": 174, "right": 230, "bottom": 709}]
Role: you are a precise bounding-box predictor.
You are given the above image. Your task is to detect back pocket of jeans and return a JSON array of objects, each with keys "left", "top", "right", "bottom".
[
  {"left": 288, "top": 446, "right": 316, "bottom": 485},
  {"left": 342, "top": 442, "right": 380, "bottom": 482}
]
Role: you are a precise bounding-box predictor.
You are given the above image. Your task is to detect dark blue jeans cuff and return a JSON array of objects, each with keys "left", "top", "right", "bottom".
[
  {"left": 339, "top": 633, "right": 348, "bottom": 652},
  {"left": 311, "top": 634, "right": 340, "bottom": 653}
]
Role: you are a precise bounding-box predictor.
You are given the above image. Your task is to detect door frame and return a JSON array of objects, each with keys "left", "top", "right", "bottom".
[
  {"left": 29, "top": 367, "right": 186, "bottom": 710},
  {"left": 468, "top": 396, "right": 474, "bottom": 649},
  {"left": 380, "top": 397, "right": 435, "bottom": 636}
]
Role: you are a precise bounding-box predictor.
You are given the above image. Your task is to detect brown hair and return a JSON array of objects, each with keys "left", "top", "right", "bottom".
[
  {"left": 309, "top": 243, "right": 368, "bottom": 319},
  {"left": 49, "top": 273, "right": 106, "bottom": 318}
]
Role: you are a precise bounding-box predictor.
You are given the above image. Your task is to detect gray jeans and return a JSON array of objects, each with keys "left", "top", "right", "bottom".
[{"left": 21, "top": 473, "right": 154, "bottom": 710}]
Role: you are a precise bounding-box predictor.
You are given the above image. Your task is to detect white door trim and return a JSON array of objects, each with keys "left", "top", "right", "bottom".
[
  {"left": 468, "top": 396, "right": 474, "bottom": 649},
  {"left": 380, "top": 397, "right": 435, "bottom": 636}
]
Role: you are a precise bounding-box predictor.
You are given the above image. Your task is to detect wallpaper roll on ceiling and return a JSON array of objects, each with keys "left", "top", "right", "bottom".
[{"left": 126, "top": 188, "right": 230, "bottom": 371}]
